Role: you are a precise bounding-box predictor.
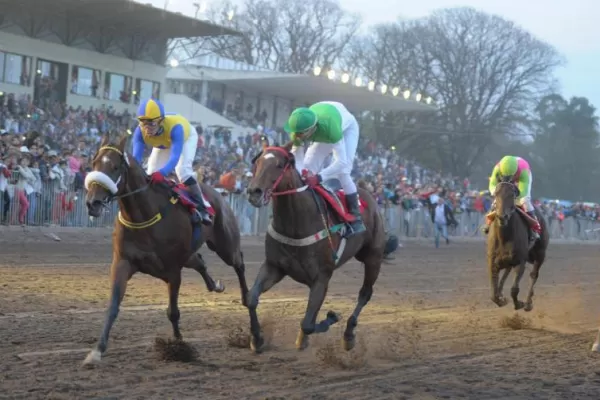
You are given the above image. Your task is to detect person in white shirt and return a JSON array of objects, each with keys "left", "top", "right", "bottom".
[{"left": 432, "top": 197, "right": 452, "bottom": 248}]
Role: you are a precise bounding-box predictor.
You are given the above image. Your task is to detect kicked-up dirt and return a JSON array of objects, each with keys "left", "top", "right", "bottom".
[{"left": 1, "top": 228, "right": 600, "bottom": 399}]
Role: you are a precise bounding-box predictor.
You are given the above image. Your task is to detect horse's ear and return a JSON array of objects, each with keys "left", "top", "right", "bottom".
[
  {"left": 117, "top": 134, "right": 129, "bottom": 152},
  {"left": 100, "top": 134, "right": 110, "bottom": 147}
]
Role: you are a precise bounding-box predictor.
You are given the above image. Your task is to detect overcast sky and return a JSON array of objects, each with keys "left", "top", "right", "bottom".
[{"left": 149, "top": 0, "right": 600, "bottom": 110}]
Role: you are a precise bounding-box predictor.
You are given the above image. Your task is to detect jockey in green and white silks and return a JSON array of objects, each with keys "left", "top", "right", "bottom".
[{"left": 284, "top": 101, "right": 365, "bottom": 236}]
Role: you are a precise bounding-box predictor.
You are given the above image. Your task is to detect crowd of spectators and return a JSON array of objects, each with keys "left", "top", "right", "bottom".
[{"left": 0, "top": 91, "right": 598, "bottom": 237}]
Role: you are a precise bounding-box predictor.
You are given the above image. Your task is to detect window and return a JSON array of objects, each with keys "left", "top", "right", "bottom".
[
  {"left": 71, "top": 66, "right": 100, "bottom": 97},
  {"left": 2, "top": 53, "right": 31, "bottom": 86},
  {"left": 0, "top": 53, "right": 4, "bottom": 83},
  {"left": 104, "top": 72, "right": 131, "bottom": 103},
  {"left": 134, "top": 78, "right": 160, "bottom": 104}
]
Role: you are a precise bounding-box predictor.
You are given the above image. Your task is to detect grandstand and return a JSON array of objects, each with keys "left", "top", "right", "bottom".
[{"left": 0, "top": 0, "right": 238, "bottom": 113}]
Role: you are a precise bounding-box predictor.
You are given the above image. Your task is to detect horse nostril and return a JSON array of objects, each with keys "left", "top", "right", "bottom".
[{"left": 248, "top": 187, "right": 263, "bottom": 196}]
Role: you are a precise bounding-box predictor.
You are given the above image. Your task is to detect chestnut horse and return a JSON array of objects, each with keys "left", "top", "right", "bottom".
[
  {"left": 244, "top": 146, "right": 393, "bottom": 353},
  {"left": 82, "top": 134, "right": 260, "bottom": 364}
]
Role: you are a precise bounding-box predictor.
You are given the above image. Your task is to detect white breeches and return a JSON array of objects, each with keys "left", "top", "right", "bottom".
[
  {"left": 146, "top": 128, "right": 198, "bottom": 182},
  {"left": 516, "top": 172, "right": 534, "bottom": 212},
  {"left": 291, "top": 118, "right": 359, "bottom": 194}
]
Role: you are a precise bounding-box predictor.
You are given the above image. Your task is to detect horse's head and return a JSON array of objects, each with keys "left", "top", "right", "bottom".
[
  {"left": 494, "top": 182, "right": 518, "bottom": 227},
  {"left": 85, "top": 134, "right": 131, "bottom": 217},
  {"left": 246, "top": 146, "right": 297, "bottom": 207}
]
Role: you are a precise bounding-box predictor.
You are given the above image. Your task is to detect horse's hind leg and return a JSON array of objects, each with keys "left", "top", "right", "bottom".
[
  {"left": 186, "top": 253, "right": 224, "bottom": 293},
  {"left": 167, "top": 271, "right": 183, "bottom": 340},
  {"left": 510, "top": 262, "right": 527, "bottom": 310},
  {"left": 524, "top": 257, "right": 544, "bottom": 312},
  {"left": 247, "top": 261, "right": 285, "bottom": 353},
  {"left": 295, "top": 274, "right": 340, "bottom": 351},
  {"left": 83, "top": 260, "right": 134, "bottom": 365},
  {"left": 343, "top": 256, "right": 381, "bottom": 351}
]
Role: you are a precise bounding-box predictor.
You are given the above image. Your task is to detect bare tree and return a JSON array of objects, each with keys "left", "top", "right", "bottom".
[
  {"left": 346, "top": 8, "right": 563, "bottom": 177},
  {"left": 190, "top": 0, "right": 362, "bottom": 73}
]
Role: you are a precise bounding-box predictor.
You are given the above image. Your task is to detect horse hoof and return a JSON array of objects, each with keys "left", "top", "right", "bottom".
[
  {"left": 342, "top": 336, "right": 355, "bottom": 351},
  {"left": 295, "top": 333, "right": 309, "bottom": 351},
  {"left": 327, "top": 311, "right": 341, "bottom": 324},
  {"left": 493, "top": 297, "right": 508, "bottom": 307},
  {"left": 250, "top": 335, "right": 264, "bottom": 354},
  {"left": 514, "top": 301, "right": 525, "bottom": 311},
  {"left": 524, "top": 303, "right": 533, "bottom": 312},
  {"left": 214, "top": 280, "right": 225, "bottom": 293},
  {"left": 82, "top": 350, "right": 102, "bottom": 366},
  {"left": 592, "top": 343, "right": 600, "bottom": 353}
]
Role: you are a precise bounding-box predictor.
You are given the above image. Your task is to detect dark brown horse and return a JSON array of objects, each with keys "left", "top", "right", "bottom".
[
  {"left": 245, "top": 146, "right": 392, "bottom": 353},
  {"left": 82, "top": 134, "right": 260, "bottom": 364},
  {"left": 487, "top": 182, "right": 549, "bottom": 311}
]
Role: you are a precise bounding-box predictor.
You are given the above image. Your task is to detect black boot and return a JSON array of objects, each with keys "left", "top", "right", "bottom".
[
  {"left": 526, "top": 210, "right": 541, "bottom": 241},
  {"left": 186, "top": 181, "right": 212, "bottom": 226},
  {"left": 344, "top": 193, "right": 366, "bottom": 237}
]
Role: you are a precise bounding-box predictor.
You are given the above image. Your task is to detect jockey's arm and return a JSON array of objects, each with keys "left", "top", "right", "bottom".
[
  {"left": 516, "top": 169, "right": 531, "bottom": 200},
  {"left": 132, "top": 126, "right": 146, "bottom": 164},
  {"left": 488, "top": 164, "right": 500, "bottom": 194},
  {"left": 159, "top": 125, "right": 184, "bottom": 176},
  {"left": 317, "top": 125, "right": 345, "bottom": 182}
]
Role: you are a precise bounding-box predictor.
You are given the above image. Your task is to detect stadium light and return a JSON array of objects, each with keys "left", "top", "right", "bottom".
[
  {"left": 169, "top": 59, "right": 179, "bottom": 68},
  {"left": 367, "top": 81, "right": 375, "bottom": 91},
  {"left": 354, "top": 77, "right": 362, "bottom": 87},
  {"left": 391, "top": 87, "right": 399, "bottom": 96},
  {"left": 227, "top": 10, "right": 235, "bottom": 21},
  {"left": 313, "top": 66, "right": 322, "bottom": 76},
  {"left": 415, "top": 93, "right": 422, "bottom": 102},
  {"left": 341, "top": 73, "right": 350, "bottom": 83},
  {"left": 327, "top": 69, "right": 335, "bottom": 80},
  {"left": 403, "top": 90, "right": 410, "bottom": 99},
  {"left": 426, "top": 96, "right": 433, "bottom": 104},
  {"left": 380, "top": 84, "right": 388, "bottom": 94},
  {"left": 132, "top": 90, "right": 137, "bottom": 95}
]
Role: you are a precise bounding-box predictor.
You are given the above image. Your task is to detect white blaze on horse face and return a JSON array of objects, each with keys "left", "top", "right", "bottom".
[{"left": 263, "top": 153, "right": 275, "bottom": 160}]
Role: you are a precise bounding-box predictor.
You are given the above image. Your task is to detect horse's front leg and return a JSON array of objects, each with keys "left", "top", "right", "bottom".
[
  {"left": 247, "top": 261, "right": 285, "bottom": 353},
  {"left": 510, "top": 262, "right": 527, "bottom": 310},
  {"left": 167, "top": 271, "right": 183, "bottom": 340},
  {"left": 83, "top": 259, "right": 134, "bottom": 365},
  {"left": 489, "top": 261, "right": 508, "bottom": 307},
  {"left": 295, "top": 275, "right": 340, "bottom": 351}
]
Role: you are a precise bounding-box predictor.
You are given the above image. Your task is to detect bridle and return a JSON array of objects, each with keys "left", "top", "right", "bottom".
[
  {"left": 87, "top": 145, "right": 150, "bottom": 206},
  {"left": 251, "top": 146, "right": 308, "bottom": 197},
  {"left": 494, "top": 181, "right": 518, "bottom": 223}
]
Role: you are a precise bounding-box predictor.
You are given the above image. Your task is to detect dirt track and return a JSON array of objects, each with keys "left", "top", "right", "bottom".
[{"left": 2, "top": 229, "right": 600, "bottom": 399}]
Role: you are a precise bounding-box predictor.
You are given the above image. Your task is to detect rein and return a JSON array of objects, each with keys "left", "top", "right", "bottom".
[{"left": 257, "top": 147, "right": 309, "bottom": 197}]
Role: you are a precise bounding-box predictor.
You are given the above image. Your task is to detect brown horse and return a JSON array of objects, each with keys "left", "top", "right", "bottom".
[
  {"left": 245, "top": 146, "right": 391, "bottom": 353},
  {"left": 487, "top": 182, "right": 549, "bottom": 311},
  {"left": 82, "top": 134, "right": 260, "bottom": 364}
]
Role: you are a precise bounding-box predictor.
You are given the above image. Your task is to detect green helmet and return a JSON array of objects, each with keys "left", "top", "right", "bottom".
[
  {"left": 498, "top": 156, "right": 518, "bottom": 179},
  {"left": 284, "top": 107, "right": 317, "bottom": 133}
]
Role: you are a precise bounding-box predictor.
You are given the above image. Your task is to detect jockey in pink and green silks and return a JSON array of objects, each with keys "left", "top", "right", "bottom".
[{"left": 486, "top": 155, "right": 542, "bottom": 238}]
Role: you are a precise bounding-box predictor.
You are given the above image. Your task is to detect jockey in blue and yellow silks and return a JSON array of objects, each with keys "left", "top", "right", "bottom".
[{"left": 132, "top": 98, "right": 211, "bottom": 225}]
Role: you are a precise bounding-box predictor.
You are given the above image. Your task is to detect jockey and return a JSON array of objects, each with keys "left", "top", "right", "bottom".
[
  {"left": 284, "top": 101, "right": 365, "bottom": 236},
  {"left": 132, "top": 98, "right": 211, "bottom": 225},
  {"left": 485, "top": 155, "right": 541, "bottom": 239}
]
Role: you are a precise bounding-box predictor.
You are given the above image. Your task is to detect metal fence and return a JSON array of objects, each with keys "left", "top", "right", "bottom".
[{"left": 1, "top": 174, "right": 599, "bottom": 241}]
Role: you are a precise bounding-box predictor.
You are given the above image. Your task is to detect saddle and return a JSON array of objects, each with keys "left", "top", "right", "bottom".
[
  {"left": 312, "top": 184, "right": 366, "bottom": 223},
  {"left": 168, "top": 181, "right": 216, "bottom": 218},
  {"left": 486, "top": 206, "right": 539, "bottom": 241}
]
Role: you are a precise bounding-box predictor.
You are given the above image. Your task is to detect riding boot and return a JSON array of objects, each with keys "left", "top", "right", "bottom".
[
  {"left": 344, "top": 192, "right": 366, "bottom": 237},
  {"left": 482, "top": 203, "right": 496, "bottom": 235},
  {"left": 526, "top": 210, "right": 541, "bottom": 241},
  {"left": 186, "top": 181, "right": 212, "bottom": 226}
]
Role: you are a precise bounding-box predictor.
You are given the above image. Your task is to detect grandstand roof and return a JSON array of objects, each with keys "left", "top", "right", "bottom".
[
  {"left": 168, "top": 66, "right": 435, "bottom": 113},
  {"left": 4, "top": 0, "right": 241, "bottom": 38}
]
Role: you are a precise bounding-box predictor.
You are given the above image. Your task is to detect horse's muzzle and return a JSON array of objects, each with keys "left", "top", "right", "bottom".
[
  {"left": 86, "top": 200, "right": 104, "bottom": 218},
  {"left": 246, "top": 187, "right": 269, "bottom": 208}
]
